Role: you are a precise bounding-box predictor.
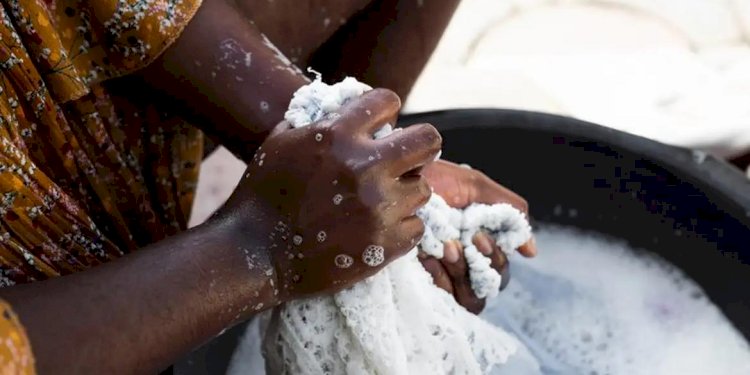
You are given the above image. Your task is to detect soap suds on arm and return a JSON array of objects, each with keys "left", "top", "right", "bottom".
[{"left": 229, "top": 77, "right": 536, "bottom": 375}]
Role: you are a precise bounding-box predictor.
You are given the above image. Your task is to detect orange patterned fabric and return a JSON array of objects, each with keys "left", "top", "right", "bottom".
[
  {"left": 0, "top": 300, "right": 33, "bottom": 374},
  {"left": 0, "top": 0, "right": 205, "bottom": 369},
  {"left": 0, "top": 0, "right": 205, "bottom": 281}
]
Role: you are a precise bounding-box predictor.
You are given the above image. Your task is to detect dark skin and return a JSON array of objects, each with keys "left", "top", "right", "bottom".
[
  {"left": 1, "top": 90, "right": 438, "bottom": 374},
  {"left": 139, "top": 0, "right": 536, "bottom": 306},
  {"left": 0, "top": 0, "right": 535, "bottom": 373},
  {"left": 224, "top": 89, "right": 441, "bottom": 299}
]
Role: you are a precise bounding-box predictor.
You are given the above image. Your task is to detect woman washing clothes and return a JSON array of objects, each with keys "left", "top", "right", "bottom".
[{"left": 0, "top": 0, "right": 535, "bottom": 373}]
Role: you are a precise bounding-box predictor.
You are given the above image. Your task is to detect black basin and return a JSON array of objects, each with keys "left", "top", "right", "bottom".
[{"left": 173, "top": 108, "right": 750, "bottom": 375}]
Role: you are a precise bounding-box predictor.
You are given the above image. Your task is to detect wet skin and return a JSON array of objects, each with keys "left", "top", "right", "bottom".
[
  {"left": 0, "top": 0, "right": 535, "bottom": 374},
  {"left": 217, "top": 89, "right": 441, "bottom": 300}
]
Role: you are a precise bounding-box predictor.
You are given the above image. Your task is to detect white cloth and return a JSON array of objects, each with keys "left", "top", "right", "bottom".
[{"left": 229, "top": 77, "right": 537, "bottom": 375}]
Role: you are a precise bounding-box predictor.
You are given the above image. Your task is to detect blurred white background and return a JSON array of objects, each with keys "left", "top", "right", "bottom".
[{"left": 190, "top": 0, "right": 750, "bottom": 225}]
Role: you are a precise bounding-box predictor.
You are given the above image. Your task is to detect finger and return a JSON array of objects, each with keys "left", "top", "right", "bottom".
[
  {"left": 473, "top": 232, "right": 495, "bottom": 256},
  {"left": 378, "top": 123, "right": 442, "bottom": 176},
  {"left": 398, "top": 215, "right": 425, "bottom": 252},
  {"left": 330, "top": 89, "right": 401, "bottom": 136},
  {"left": 442, "top": 243, "right": 485, "bottom": 314},
  {"left": 472, "top": 232, "right": 511, "bottom": 291},
  {"left": 393, "top": 176, "right": 431, "bottom": 217},
  {"left": 419, "top": 255, "right": 454, "bottom": 295},
  {"left": 488, "top": 244, "right": 511, "bottom": 291},
  {"left": 518, "top": 237, "right": 537, "bottom": 257},
  {"left": 443, "top": 240, "right": 460, "bottom": 263}
]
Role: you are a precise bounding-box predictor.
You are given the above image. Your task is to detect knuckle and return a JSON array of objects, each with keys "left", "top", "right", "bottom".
[
  {"left": 369, "top": 88, "right": 402, "bottom": 109},
  {"left": 445, "top": 260, "right": 466, "bottom": 278}
]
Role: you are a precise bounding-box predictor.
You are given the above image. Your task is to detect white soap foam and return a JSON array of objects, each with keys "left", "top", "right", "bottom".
[
  {"left": 228, "top": 225, "right": 750, "bottom": 374},
  {"left": 485, "top": 225, "right": 750, "bottom": 375}
]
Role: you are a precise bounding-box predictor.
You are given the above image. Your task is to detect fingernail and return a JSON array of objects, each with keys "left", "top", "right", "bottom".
[
  {"left": 475, "top": 233, "right": 495, "bottom": 255},
  {"left": 444, "top": 241, "right": 460, "bottom": 263}
]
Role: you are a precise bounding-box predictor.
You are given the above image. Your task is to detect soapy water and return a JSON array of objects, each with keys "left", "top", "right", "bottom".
[
  {"left": 228, "top": 225, "right": 750, "bottom": 374},
  {"left": 487, "top": 225, "right": 750, "bottom": 375}
]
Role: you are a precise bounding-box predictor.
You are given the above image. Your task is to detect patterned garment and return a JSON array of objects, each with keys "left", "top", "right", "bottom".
[
  {"left": 0, "top": 0, "right": 205, "bottom": 371},
  {"left": 0, "top": 0, "right": 204, "bottom": 285},
  {"left": 0, "top": 299, "right": 33, "bottom": 374}
]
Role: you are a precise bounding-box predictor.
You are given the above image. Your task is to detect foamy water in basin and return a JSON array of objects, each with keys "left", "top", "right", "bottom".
[
  {"left": 229, "top": 225, "right": 750, "bottom": 374},
  {"left": 487, "top": 225, "right": 750, "bottom": 375}
]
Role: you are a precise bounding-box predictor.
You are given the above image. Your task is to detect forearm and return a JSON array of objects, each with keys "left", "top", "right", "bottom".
[
  {"left": 142, "top": 0, "right": 309, "bottom": 160},
  {"left": 0, "top": 217, "right": 277, "bottom": 374},
  {"left": 311, "top": 0, "right": 461, "bottom": 99}
]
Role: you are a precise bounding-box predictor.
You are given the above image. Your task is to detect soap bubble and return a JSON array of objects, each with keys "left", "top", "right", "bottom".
[
  {"left": 362, "top": 245, "right": 385, "bottom": 267},
  {"left": 293, "top": 235, "right": 303, "bottom": 246},
  {"left": 334, "top": 254, "right": 354, "bottom": 269}
]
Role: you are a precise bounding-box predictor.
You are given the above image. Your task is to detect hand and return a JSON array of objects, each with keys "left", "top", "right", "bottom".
[
  {"left": 219, "top": 89, "right": 441, "bottom": 303},
  {"left": 420, "top": 160, "right": 537, "bottom": 313}
]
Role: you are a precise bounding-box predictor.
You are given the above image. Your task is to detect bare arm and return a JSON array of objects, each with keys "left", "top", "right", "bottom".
[
  {"left": 0, "top": 212, "right": 277, "bottom": 374},
  {"left": 0, "top": 90, "right": 438, "bottom": 375},
  {"left": 310, "top": 0, "right": 462, "bottom": 99},
  {"left": 140, "top": 0, "right": 309, "bottom": 161}
]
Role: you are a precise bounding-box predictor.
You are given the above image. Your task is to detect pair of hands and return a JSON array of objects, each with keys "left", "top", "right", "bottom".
[{"left": 221, "top": 89, "right": 535, "bottom": 312}]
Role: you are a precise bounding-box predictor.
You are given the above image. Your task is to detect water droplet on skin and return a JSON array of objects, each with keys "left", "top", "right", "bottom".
[
  {"left": 260, "top": 101, "right": 270, "bottom": 113},
  {"left": 333, "top": 194, "right": 343, "bottom": 205},
  {"left": 317, "top": 231, "right": 327, "bottom": 242},
  {"left": 315, "top": 133, "right": 323, "bottom": 142},
  {"left": 334, "top": 254, "right": 354, "bottom": 269},
  {"left": 332, "top": 180, "right": 338, "bottom": 185},
  {"left": 293, "top": 235, "right": 303, "bottom": 245},
  {"left": 368, "top": 156, "right": 374, "bottom": 161},
  {"left": 362, "top": 245, "right": 385, "bottom": 267}
]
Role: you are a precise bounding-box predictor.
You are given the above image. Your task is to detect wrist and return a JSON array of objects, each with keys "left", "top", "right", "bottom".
[
  {"left": 196, "top": 206, "right": 283, "bottom": 322},
  {"left": 203, "top": 196, "right": 286, "bottom": 309}
]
